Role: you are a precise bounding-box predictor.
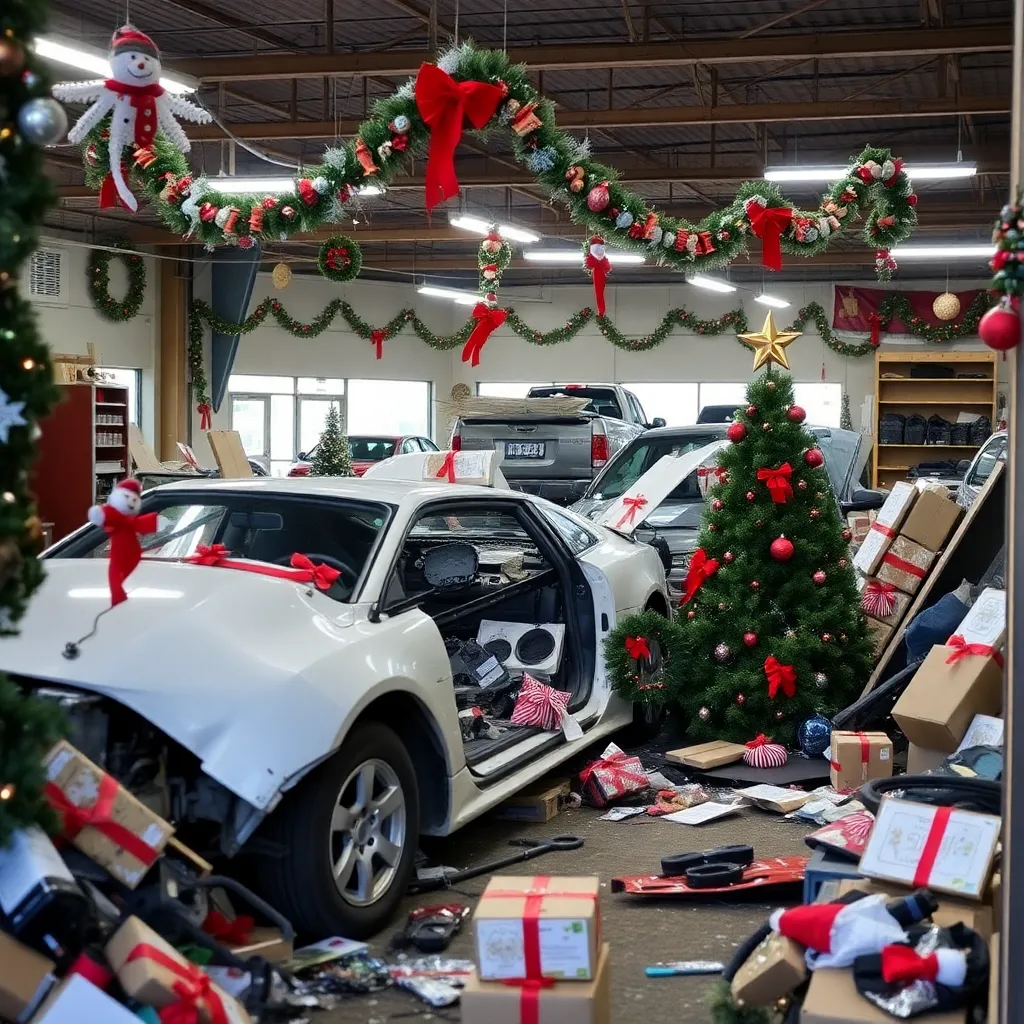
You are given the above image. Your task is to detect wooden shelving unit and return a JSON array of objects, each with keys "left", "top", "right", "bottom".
[{"left": 872, "top": 351, "right": 997, "bottom": 491}]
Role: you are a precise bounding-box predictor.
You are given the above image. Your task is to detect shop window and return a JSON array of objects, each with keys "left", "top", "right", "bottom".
[
  {"left": 623, "top": 383, "right": 698, "bottom": 426},
  {"left": 227, "top": 374, "right": 293, "bottom": 395},
  {"left": 348, "top": 379, "right": 431, "bottom": 437}
]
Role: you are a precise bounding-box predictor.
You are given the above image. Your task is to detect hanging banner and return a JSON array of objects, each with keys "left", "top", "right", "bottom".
[{"left": 832, "top": 286, "right": 984, "bottom": 333}]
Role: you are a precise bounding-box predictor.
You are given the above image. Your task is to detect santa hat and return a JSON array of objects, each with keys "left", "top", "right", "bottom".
[
  {"left": 770, "top": 893, "right": 907, "bottom": 969},
  {"left": 114, "top": 478, "right": 142, "bottom": 496},
  {"left": 110, "top": 25, "right": 160, "bottom": 58},
  {"left": 878, "top": 944, "right": 968, "bottom": 988}
]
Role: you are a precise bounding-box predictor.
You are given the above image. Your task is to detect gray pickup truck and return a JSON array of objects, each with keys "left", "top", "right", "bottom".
[{"left": 452, "top": 384, "right": 664, "bottom": 504}]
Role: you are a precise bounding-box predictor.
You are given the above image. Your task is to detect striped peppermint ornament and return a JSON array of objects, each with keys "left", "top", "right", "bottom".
[
  {"left": 861, "top": 580, "right": 898, "bottom": 619},
  {"left": 743, "top": 734, "right": 789, "bottom": 768},
  {"left": 510, "top": 673, "right": 570, "bottom": 730}
]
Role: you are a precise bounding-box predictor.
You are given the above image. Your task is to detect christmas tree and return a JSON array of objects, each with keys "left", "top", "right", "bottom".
[
  {"left": 0, "top": 0, "right": 67, "bottom": 844},
  {"left": 671, "top": 314, "right": 872, "bottom": 745},
  {"left": 310, "top": 404, "right": 354, "bottom": 476}
]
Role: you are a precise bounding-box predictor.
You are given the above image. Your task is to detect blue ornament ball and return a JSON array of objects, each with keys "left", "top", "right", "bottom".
[{"left": 797, "top": 714, "right": 832, "bottom": 757}]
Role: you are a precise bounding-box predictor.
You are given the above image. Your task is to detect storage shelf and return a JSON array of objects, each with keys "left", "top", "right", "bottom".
[
  {"left": 877, "top": 465, "right": 911, "bottom": 471},
  {"left": 878, "top": 377, "right": 993, "bottom": 384},
  {"left": 877, "top": 400, "right": 993, "bottom": 406},
  {"left": 96, "top": 401, "right": 127, "bottom": 407}
]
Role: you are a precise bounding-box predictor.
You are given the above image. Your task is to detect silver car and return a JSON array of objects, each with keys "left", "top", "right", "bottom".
[{"left": 955, "top": 431, "right": 1007, "bottom": 510}]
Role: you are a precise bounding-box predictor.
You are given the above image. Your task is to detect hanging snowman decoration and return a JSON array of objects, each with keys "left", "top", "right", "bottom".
[{"left": 52, "top": 26, "right": 211, "bottom": 212}]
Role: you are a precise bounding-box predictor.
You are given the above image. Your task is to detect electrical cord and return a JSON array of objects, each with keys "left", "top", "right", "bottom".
[{"left": 859, "top": 774, "right": 1002, "bottom": 816}]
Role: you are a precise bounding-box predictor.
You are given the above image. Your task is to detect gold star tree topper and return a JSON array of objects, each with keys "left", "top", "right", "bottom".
[{"left": 738, "top": 311, "right": 801, "bottom": 370}]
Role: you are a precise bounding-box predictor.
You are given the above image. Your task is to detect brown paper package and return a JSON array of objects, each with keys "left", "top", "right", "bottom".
[
  {"left": 875, "top": 535, "right": 936, "bottom": 596},
  {"left": 829, "top": 731, "right": 893, "bottom": 793},
  {"left": 0, "top": 932, "right": 55, "bottom": 1022},
  {"left": 730, "top": 933, "right": 807, "bottom": 1006},
  {"left": 898, "top": 489, "right": 962, "bottom": 550}
]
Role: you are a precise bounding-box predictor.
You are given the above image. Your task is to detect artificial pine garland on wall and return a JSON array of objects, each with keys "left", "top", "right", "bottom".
[{"left": 86, "top": 236, "right": 147, "bottom": 322}]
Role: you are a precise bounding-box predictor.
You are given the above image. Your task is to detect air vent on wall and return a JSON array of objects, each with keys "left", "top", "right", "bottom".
[{"left": 28, "top": 249, "right": 67, "bottom": 306}]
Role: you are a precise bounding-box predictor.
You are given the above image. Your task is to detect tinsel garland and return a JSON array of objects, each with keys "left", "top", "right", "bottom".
[
  {"left": 67, "top": 42, "right": 917, "bottom": 277},
  {"left": 86, "top": 236, "right": 147, "bottom": 322},
  {"left": 603, "top": 609, "right": 677, "bottom": 706}
]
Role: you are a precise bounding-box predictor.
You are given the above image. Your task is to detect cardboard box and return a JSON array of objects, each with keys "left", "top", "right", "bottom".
[
  {"left": 898, "top": 487, "right": 962, "bottom": 550},
  {"left": 665, "top": 739, "right": 746, "bottom": 769},
  {"left": 474, "top": 876, "right": 601, "bottom": 981},
  {"left": 734, "top": 784, "right": 810, "bottom": 815},
  {"left": 859, "top": 579, "right": 912, "bottom": 627},
  {"left": 800, "top": 966, "right": 965, "bottom": 1023},
  {"left": 494, "top": 778, "right": 572, "bottom": 823},
  {"left": 852, "top": 481, "right": 918, "bottom": 575},
  {"left": 228, "top": 927, "right": 293, "bottom": 964},
  {"left": 106, "top": 916, "right": 251, "bottom": 1024},
  {"left": 957, "top": 713, "right": 1004, "bottom": 752},
  {"left": 730, "top": 932, "right": 808, "bottom": 1006},
  {"left": 906, "top": 744, "right": 947, "bottom": 775},
  {"left": 876, "top": 535, "right": 936, "bottom": 595},
  {"left": 0, "top": 932, "right": 55, "bottom": 1022},
  {"left": 990, "top": 934, "right": 1000, "bottom": 1016},
  {"left": 43, "top": 740, "right": 174, "bottom": 889},
  {"left": 892, "top": 643, "right": 1004, "bottom": 752},
  {"left": 425, "top": 450, "right": 497, "bottom": 486},
  {"left": 955, "top": 587, "right": 1006, "bottom": 649},
  {"left": 847, "top": 510, "right": 876, "bottom": 548},
  {"left": 462, "top": 943, "right": 610, "bottom": 1024},
  {"left": 858, "top": 796, "right": 1000, "bottom": 900},
  {"left": 829, "top": 731, "right": 893, "bottom": 792},
  {"left": 865, "top": 618, "right": 894, "bottom": 660},
  {"left": 31, "top": 975, "right": 141, "bottom": 1024}
]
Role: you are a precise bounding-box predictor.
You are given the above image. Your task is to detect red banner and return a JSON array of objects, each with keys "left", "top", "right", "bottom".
[{"left": 832, "top": 286, "right": 983, "bottom": 334}]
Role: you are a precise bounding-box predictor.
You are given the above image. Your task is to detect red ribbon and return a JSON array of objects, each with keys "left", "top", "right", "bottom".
[
  {"left": 45, "top": 775, "right": 161, "bottom": 870},
  {"left": 462, "top": 303, "right": 506, "bottom": 367},
  {"left": 764, "top": 656, "right": 797, "bottom": 699},
  {"left": 695, "top": 230, "right": 715, "bottom": 255},
  {"left": 681, "top": 548, "right": 719, "bottom": 605},
  {"left": 185, "top": 550, "right": 341, "bottom": 589},
  {"left": 946, "top": 633, "right": 1004, "bottom": 669},
  {"left": 869, "top": 312, "right": 881, "bottom": 347},
  {"left": 123, "top": 944, "right": 228, "bottom": 1024},
  {"left": 435, "top": 450, "right": 457, "bottom": 483},
  {"left": 861, "top": 580, "right": 897, "bottom": 618},
  {"left": 746, "top": 203, "right": 793, "bottom": 271},
  {"left": 585, "top": 252, "right": 611, "bottom": 316},
  {"left": 881, "top": 944, "right": 938, "bottom": 984},
  {"left": 832, "top": 731, "right": 873, "bottom": 778},
  {"left": 579, "top": 751, "right": 648, "bottom": 802},
  {"left": 197, "top": 403, "right": 212, "bottom": 430},
  {"left": 881, "top": 550, "right": 926, "bottom": 581},
  {"left": 757, "top": 462, "right": 794, "bottom": 504},
  {"left": 290, "top": 552, "right": 342, "bottom": 590},
  {"left": 870, "top": 521, "right": 896, "bottom": 539},
  {"left": 414, "top": 63, "right": 504, "bottom": 213},
  {"left": 99, "top": 168, "right": 131, "bottom": 209},
  {"left": 370, "top": 329, "right": 387, "bottom": 360},
  {"left": 912, "top": 805, "right": 952, "bottom": 887},
  {"left": 203, "top": 909, "right": 255, "bottom": 946},
  {"left": 625, "top": 635, "right": 650, "bottom": 661},
  {"left": 190, "top": 543, "right": 229, "bottom": 565},
  {"left": 615, "top": 495, "right": 648, "bottom": 528},
  {"left": 746, "top": 734, "right": 769, "bottom": 749}
]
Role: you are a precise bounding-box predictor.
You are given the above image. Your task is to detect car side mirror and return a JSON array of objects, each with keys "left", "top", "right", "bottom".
[
  {"left": 956, "top": 459, "right": 971, "bottom": 474},
  {"left": 650, "top": 417, "right": 666, "bottom": 429}
]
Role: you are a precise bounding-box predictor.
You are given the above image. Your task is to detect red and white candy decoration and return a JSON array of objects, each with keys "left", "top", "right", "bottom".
[
  {"left": 743, "top": 734, "right": 788, "bottom": 769},
  {"left": 510, "top": 673, "right": 570, "bottom": 731}
]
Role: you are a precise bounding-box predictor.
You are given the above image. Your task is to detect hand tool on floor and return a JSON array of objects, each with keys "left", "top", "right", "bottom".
[
  {"left": 645, "top": 961, "right": 724, "bottom": 977},
  {"left": 409, "top": 834, "right": 584, "bottom": 893}
]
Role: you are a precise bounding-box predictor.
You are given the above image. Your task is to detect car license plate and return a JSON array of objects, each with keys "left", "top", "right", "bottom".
[{"left": 505, "top": 441, "right": 546, "bottom": 459}]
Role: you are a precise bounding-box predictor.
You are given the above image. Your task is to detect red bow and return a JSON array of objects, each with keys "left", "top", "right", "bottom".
[
  {"left": 435, "top": 450, "right": 457, "bottom": 483},
  {"left": 414, "top": 63, "right": 504, "bottom": 213},
  {"left": 585, "top": 252, "right": 611, "bottom": 316},
  {"left": 197, "top": 403, "right": 212, "bottom": 430},
  {"left": 203, "top": 909, "right": 255, "bottom": 946},
  {"left": 764, "top": 656, "right": 797, "bottom": 699},
  {"left": 746, "top": 734, "right": 770, "bottom": 749},
  {"left": 370, "top": 328, "right": 387, "bottom": 360},
  {"left": 883, "top": 157, "right": 904, "bottom": 188},
  {"left": 579, "top": 750, "right": 648, "bottom": 789},
  {"left": 855, "top": 164, "right": 876, "bottom": 185},
  {"left": 694, "top": 230, "right": 715, "bottom": 255},
  {"left": 615, "top": 495, "right": 648, "bottom": 529},
  {"left": 681, "top": 548, "right": 719, "bottom": 606},
  {"left": 625, "top": 636, "right": 650, "bottom": 661},
  {"left": 124, "top": 944, "right": 228, "bottom": 1024},
  {"left": 189, "top": 543, "right": 228, "bottom": 566},
  {"left": 99, "top": 166, "right": 131, "bottom": 209},
  {"left": 946, "top": 633, "right": 1004, "bottom": 669},
  {"left": 861, "top": 580, "right": 897, "bottom": 618},
  {"left": 880, "top": 944, "right": 939, "bottom": 984},
  {"left": 290, "top": 552, "right": 342, "bottom": 590},
  {"left": 757, "top": 463, "right": 794, "bottom": 504},
  {"left": 462, "top": 303, "right": 506, "bottom": 367},
  {"left": 746, "top": 203, "right": 793, "bottom": 271}
]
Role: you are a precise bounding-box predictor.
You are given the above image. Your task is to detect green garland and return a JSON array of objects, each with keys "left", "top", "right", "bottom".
[
  {"left": 86, "top": 236, "right": 146, "bottom": 322},
  {"left": 316, "top": 236, "right": 362, "bottom": 283},
  {"left": 186, "top": 306, "right": 211, "bottom": 419},
  {"left": 68, "top": 42, "right": 917, "bottom": 274},
  {"left": 603, "top": 609, "right": 677, "bottom": 706},
  {"left": 478, "top": 228, "right": 512, "bottom": 294}
]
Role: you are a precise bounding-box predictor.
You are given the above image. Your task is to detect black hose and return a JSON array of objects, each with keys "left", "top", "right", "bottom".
[
  {"left": 859, "top": 774, "right": 1002, "bottom": 815},
  {"left": 722, "top": 921, "right": 772, "bottom": 983}
]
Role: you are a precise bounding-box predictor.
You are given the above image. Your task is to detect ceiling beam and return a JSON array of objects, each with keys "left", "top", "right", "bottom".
[
  {"left": 160, "top": 0, "right": 300, "bottom": 52},
  {"left": 164, "top": 25, "right": 1011, "bottom": 81}
]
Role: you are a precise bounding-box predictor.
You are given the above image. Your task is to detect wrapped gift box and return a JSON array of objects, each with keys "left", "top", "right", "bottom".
[
  {"left": 829, "top": 731, "right": 893, "bottom": 793},
  {"left": 906, "top": 744, "right": 947, "bottom": 775},
  {"left": 899, "top": 486, "right": 962, "bottom": 550},
  {"left": 852, "top": 481, "right": 917, "bottom": 575},
  {"left": 473, "top": 876, "right": 601, "bottom": 981},
  {"left": 0, "top": 932, "right": 55, "bottom": 1022},
  {"left": 665, "top": 740, "right": 746, "bottom": 769},
  {"left": 425, "top": 450, "right": 497, "bottom": 486},
  {"left": 865, "top": 617, "right": 893, "bottom": 660},
  {"left": 875, "top": 535, "right": 935, "bottom": 595},
  {"left": 859, "top": 578, "right": 912, "bottom": 627},
  {"left": 956, "top": 587, "right": 1006, "bottom": 649},
  {"left": 579, "top": 742, "right": 648, "bottom": 807},
  {"left": 31, "top": 975, "right": 140, "bottom": 1024},
  {"left": 730, "top": 932, "right": 807, "bottom": 1006},
  {"left": 43, "top": 741, "right": 174, "bottom": 889},
  {"left": 857, "top": 796, "right": 1000, "bottom": 900}
]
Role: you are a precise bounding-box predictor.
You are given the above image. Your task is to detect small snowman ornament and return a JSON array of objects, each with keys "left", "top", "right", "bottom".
[
  {"left": 87, "top": 479, "right": 168, "bottom": 607},
  {"left": 53, "top": 25, "right": 211, "bottom": 212}
]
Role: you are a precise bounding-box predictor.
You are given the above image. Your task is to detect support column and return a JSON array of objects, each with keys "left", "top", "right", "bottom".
[{"left": 158, "top": 249, "right": 188, "bottom": 460}]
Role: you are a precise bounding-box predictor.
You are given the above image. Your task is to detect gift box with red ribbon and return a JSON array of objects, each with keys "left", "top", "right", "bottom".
[
  {"left": 828, "top": 730, "right": 893, "bottom": 792},
  {"left": 852, "top": 481, "right": 918, "bottom": 576},
  {"left": 43, "top": 741, "right": 174, "bottom": 890},
  {"left": 875, "top": 535, "right": 936, "bottom": 596},
  {"left": 579, "top": 742, "right": 648, "bottom": 807},
  {"left": 859, "top": 577, "right": 912, "bottom": 626}
]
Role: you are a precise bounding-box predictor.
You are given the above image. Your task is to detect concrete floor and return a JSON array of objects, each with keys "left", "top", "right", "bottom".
[{"left": 325, "top": 801, "right": 811, "bottom": 1023}]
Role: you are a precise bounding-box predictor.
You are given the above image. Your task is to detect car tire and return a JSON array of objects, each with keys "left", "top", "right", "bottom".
[{"left": 256, "top": 722, "right": 420, "bottom": 938}]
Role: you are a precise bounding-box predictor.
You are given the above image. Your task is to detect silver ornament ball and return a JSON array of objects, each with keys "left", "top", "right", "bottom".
[
  {"left": 714, "top": 642, "right": 731, "bottom": 663},
  {"left": 698, "top": 706, "right": 711, "bottom": 721},
  {"left": 17, "top": 97, "right": 68, "bottom": 147},
  {"left": 814, "top": 672, "right": 828, "bottom": 689}
]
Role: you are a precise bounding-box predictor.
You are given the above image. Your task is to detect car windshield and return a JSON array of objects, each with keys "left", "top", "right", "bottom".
[
  {"left": 349, "top": 438, "right": 398, "bottom": 461},
  {"left": 528, "top": 386, "right": 622, "bottom": 419},
  {"left": 51, "top": 492, "right": 393, "bottom": 603},
  {"left": 588, "top": 434, "right": 724, "bottom": 501}
]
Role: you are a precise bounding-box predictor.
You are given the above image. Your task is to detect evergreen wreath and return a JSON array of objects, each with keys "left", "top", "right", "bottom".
[
  {"left": 316, "top": 235, "right": 362, "bottom": 283},
  {"left": 86, "top": 236, "right": 147, "bottom": 322},
  {"left": 604, "top": 609, "right": 676, "bottom": 706}
]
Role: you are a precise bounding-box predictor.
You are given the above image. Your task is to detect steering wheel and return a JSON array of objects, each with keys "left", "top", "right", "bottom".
[{"left": 272, "top": 552, "right": 359, "bottom": 588}]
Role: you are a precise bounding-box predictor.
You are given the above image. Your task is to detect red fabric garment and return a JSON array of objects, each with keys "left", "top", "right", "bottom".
[
  {"left": 98, "top": 505, "right": 160, "bottom": 606},
  {"left": 462, "top": 304, "right": 506, "bottom": 367},
  {"left": 764, "top": 656, "right": 797, "bottom": 699},
  {"left": 105, "top": 80, "right": 164, "bottom": 147},
  {"left": 585, "top": 252, "right": 611, "bottom": 316},
  {"left": 756, "top": 462, "right": 794, "bottom": 504},
  {"left": 868, "top": 312, "right": 881, "bottom": 347},
  {"left": 413, "top": 63, "right": 504, "bottom": 213},
  {"left": 123, "top": 944, "right": 228, "bottom": 1024},
  {"left": 624, "top": 636, "right": 650, "bottom": 661},
  {"left": 946, "top": 633, "right": 1004, "bottom": 669},
  {"left": 746, "top": 204, "right": 793, "bottom": 271},
  {"left": 681, "top": 548, "right": 719, "bottom": 606},
  {"left": 881, "top": 945, "right": 939, "bottom": 984}
]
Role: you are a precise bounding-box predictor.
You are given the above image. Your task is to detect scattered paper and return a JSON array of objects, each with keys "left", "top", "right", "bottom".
[
  {"left": 661, "top": 801, "right": 742, "bottom": 825},
  {"left": 645, "top": 770, "right": 676, "bottom": 790},
  {"left": 599, "top": 806, "right": 647, "bottom": 821},
  {"left": 956, "top": 714, "right": 1003, "bottom": 752}
]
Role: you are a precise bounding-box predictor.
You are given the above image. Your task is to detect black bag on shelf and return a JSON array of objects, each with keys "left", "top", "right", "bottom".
[
  {"left": 909, "top": 363, "right": 955, "bottom": 378},
  {"left": 879, "top": 413, "right": 906, "bottom": 445},
  {"left": 950, "top": 421, "right": 971, "bottom": 445},
  {"left": 904, "top": 414, "right": 928, "bottom": 445},
  {"left": 969, "top": 416, "right": 992, "bottom": 445},
  {"left": 927, "top": 415, "right": 952, "bottom": 445}
]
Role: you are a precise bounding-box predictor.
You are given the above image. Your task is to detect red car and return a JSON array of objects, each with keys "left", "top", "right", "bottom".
[{"left": 287, "top": 434, "right": 440, "bottom": 477}]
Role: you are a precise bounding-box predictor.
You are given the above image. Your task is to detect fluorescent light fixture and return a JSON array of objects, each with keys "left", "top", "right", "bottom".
[
  {"left": 449, "top": 215, "right": 540, "bottom": 244},
  {"left": 417, "top": 285, "right": 486, "bottom": 306},
  {"left": 523, "top": 249, "right": 645, "bottom": 265},
  {"left": 764, "top": 162, "right": 977, "bottom": 183},
  {"left": 889, "top": 244, "right": 994, "bottom": 260},
  {"left": 688, "top": 275, "right": 737, "bottom": 294},
  {"left": 204, "top": 177, "right": 382, "bottom": 196},
  {"left": 35, "top": 36, "right": 198, "bottom": 94},
  {"left": 754, "top": 293, "right": 790, "bottom": 309}
]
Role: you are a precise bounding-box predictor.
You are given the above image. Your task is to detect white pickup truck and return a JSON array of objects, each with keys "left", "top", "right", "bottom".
[{"left": 452, "top": 384, "right": 664, "bottom": 505}]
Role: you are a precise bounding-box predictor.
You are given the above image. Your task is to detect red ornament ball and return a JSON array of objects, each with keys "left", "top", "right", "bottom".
[
  {"left": 770, "top": 535, "right": 795, "bottom": 562},
  {"left": 746, "top": 404, "right": 758, "bottom": 417},
  {"left": 727, "top": 421, "right": 747, "bottom": 443},
  {"left": 838, "top": 557, "right": 848, "bottom": 568},
  {"left": 979, "top": 301, "right": 1020, "bottom": 352},
  {"left": 743, "top": 632, "right": 758, "bottom": 647},
  {"left": 813, "top": 569, "right": 827, "bottom": 585},
  {"left": 746, "top": 491, "right": 756, "bottom": 501},
  {"left": 809, "top": 507, "right": 820, "bottom": 520},
  {"left": 787, "top": 404, "right": 807, "bottom": 423},
  {"left": 841, "top": 528, "right": 852, "bottom": 541},
  {"left": 712, "top": 499, "right": 723, "bottom": 511},
  {"left": 723, "top": 551, "right": 735, "bottom": 563},
  {"left": 735, "top": 693, "right": 746, "bottom": 705},
  {"left": 750, "top": 580, "right": 760, "bottom": 590},
  {"left": 822, "top": 633, "right": 833, "bottom": 643},
  {"left": 797, "top": 480, "right": 808, "bottom": 491},
  {"left": 687, "top": 610, "right": 696, "bottom": 620},
  {"left": 804, "top": 447, "right": 824, "bottom": 468}
]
